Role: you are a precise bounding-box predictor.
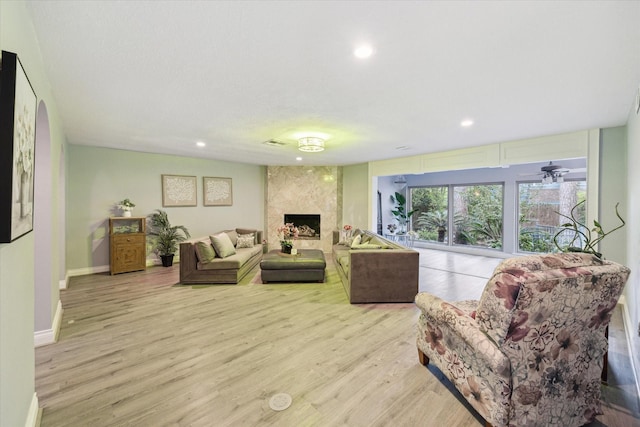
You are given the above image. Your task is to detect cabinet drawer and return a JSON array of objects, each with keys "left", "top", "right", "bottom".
[{"left": 111, "top": 234, "right": 145, "bottom": 245}]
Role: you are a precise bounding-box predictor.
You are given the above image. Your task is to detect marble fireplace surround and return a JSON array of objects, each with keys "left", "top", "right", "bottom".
[{"left": 266, "top": 166, "right": 342, "bottom": 253}]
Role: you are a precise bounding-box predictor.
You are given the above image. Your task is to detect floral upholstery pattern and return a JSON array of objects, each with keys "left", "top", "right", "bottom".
[{"left": 415, "top": 253, "right": 630, "bottom": 427}]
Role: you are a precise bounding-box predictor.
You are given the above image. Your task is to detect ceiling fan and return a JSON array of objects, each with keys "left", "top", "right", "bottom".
[{"left": 520, "top": 162, "right": 586, "bottom": 184}]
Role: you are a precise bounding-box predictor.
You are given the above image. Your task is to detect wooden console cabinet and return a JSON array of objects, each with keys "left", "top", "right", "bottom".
[{"left": 109, "top": 217, "right": 146, "bottom": 275}]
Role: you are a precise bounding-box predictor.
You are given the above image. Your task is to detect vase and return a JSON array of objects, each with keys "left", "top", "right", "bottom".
[
  {"left": 123, "top": 210, "right": 132, "bottom": 217},
  {"left": 281, "top": 245, "right": 292, "bottom": 254}
]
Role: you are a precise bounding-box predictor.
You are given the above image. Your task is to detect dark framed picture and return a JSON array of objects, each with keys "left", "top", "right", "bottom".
[
  {"left": 203, "top": 177, "right": 233, "bottom": 206},
  {"left": 0, "top": 51, "right": 37, "bottom": 243},
  {"left": 161, "top": 174, "right": 197, "bottom": 207}
]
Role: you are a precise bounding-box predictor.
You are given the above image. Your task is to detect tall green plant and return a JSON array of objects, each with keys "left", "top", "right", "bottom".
[
  {"left": 553, "top": 200, "right": 625, "bottom": 259},
  {"left": 390, "top": 191, "right": 416, "bottom": 226},
  {"left": 148, "top": 209, "right": 191, "bottom": 256}
]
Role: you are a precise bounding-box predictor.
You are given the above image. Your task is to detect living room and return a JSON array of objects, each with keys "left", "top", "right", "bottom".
[{"left": 1, "top": 2, "right": 640, "bottom": 426}]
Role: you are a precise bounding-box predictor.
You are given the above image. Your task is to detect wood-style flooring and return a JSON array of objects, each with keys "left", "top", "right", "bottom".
[{"left": 35, "top": 249, "right": 640, "bottom": 426}]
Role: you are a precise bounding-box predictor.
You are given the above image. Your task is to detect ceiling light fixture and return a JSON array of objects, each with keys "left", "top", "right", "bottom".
[
  {"left": 298, "top": 137, "right": 325, "bottom": 152},
  {"left": 196, "top": 141, "right": 206, "bottom": 147},
  {"left": 354, "top": 45, "right": 373, "bottom": 59},
  {"left": 460, "top": 119, "right": 474, "bottom": 127}
]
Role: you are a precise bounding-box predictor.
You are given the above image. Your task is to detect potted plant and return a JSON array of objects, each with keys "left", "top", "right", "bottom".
[
  {"left": 148, "top": 209, "right": 191, "bottom": 266},
  {"left": 390, "top": 191, "right": 416, "bottom": 234},
  {"left": 118, "top": 198, "right": 135, "bottom": 217},
  {"left": 553, "top": 200, "right": 625, "bottom": 259},
  {"left": 277, "top": 223, "right": 298, "bottom": 254}
]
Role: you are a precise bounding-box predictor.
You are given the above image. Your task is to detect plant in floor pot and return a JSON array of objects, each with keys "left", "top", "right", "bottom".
[
  {"left": 390, "top": 191, "right": 416, "bottom": 234},
  {"left": 148, "top": 209, "right": 190, "bottom": 266}
]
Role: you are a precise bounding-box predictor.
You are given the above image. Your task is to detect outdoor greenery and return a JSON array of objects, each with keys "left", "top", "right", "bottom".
[{"left": 411, "top": 184, "right": 503, "bottom": 249}]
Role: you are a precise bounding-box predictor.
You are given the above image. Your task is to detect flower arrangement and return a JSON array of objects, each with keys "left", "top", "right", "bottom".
[
  {"left": 277, "top": 223, "right": 299, "bottom": 253},
  {"left": 387, "top": 223, "right": 398, "bottom": 234},
  {"left": 343, "top": 224, "right": 353, "bottom": 238}
]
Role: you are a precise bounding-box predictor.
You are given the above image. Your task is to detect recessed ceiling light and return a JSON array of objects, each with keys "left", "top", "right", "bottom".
[
  {"left": 395, "top": 145, "right": 410, "bottom": 151},
  {"left": 296, "top": 157, "right": 302, "bottom": 161},
  {"left": 196, "top": 141, "right": 206, "bottom": 147},
  {"left": 460, "top": 119, "right": 474, "bottom": 127},
  {"left": 354, "top": 44, "right": 373, "bottom": 59}
]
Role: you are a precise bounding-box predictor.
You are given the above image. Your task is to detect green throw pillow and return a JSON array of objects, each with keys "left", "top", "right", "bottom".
[
  {"left": 351, "top": 243, "right": 383, "bottom": 250},
  {"left": 210, "top": 233, "right": 236, "bottom": 258},
  {"left": 194, "top": 241, "right": 217, "bottom": 263},
  {"left": 350, "top": 235, "right": 362, "bottom": 247}
]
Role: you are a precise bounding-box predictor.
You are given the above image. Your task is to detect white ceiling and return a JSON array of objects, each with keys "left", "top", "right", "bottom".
[{"left": 25, "top": 1, "right": 640, "bottom": 166}]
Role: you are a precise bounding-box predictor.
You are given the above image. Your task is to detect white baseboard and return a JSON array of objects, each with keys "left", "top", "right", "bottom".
[
  {"left": 34, "top": 300, "right": 63, "bottom": 348},
  {"left": 24, "top": 392, "right": 38, "bottom": 427},
  {"left": 618, "top": 297, "right": 640, "bottom": 400},
  {"left": 59, "top": 271, "right": 70, "bottom": 289},
  {"left": 67, "top": 265, "right": 110, "bottom": 277}
]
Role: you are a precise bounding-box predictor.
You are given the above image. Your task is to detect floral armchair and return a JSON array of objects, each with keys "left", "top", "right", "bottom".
[{"left": 415, "top": 253, "right": 630, "bottom": 427}]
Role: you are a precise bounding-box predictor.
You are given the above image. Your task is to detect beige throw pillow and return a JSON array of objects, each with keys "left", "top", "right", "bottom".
[
  {"left": 194, "top": 241, "right": 217, "bottom": 263},
  {"left": 236, "top": 234, "right": 254, "bottom": 249},
  {"left": 210, "top": 233, "right": 236, "bottom": 258},
  {"left": 350, "top": 235, "right": 362, "bottom": 248}
]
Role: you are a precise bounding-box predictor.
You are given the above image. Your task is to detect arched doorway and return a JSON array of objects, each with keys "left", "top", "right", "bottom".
[{"left": 33, "top": 100, "right": 55, "bottom": 340}]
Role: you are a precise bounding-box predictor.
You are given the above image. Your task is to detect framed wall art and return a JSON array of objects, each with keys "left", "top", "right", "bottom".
[
  {"left": 0, "top": 51, "right": 37, "bottom": 243},
  {"left": 161, "top": 174, "right": 197, "bottom": 207},
  {"left": 203, "top": 177, "right": 233, "bottom": 206}
]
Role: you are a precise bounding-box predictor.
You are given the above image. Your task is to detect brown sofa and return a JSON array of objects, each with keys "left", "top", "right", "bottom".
[
  {"left": 332, "top": 229, "right": 419, "bottom": 303},
  {"left": 179, "top": 228, "right": 263, "bottom": 284}
]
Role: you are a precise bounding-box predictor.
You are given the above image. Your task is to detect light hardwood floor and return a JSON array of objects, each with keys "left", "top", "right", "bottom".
[{"left": 36, "top": 249, "right": 640, "bottom": 426}]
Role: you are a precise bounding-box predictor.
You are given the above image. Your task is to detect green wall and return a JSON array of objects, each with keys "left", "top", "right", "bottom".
[
  {"left": 66, "top": 146, "right": 266, "bottom": 271},
  {"left": 625, "top": 91, "right": 640, "bottom": 389},
  {"left": 599, "top": 127, "right": 627, "bottom": 265},
  {"left": 0, "top": 1, "right": 67, "bottom": 426},
  {"left": 342, "top": 163, "right": 369, "bottom": 230}
]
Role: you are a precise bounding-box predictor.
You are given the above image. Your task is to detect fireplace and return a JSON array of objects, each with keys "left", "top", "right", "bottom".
[{"left": 284, "top": 214, "right": 320, "bottom": 240}]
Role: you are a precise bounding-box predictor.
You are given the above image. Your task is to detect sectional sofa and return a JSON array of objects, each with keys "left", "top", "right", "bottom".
[
  {"left": 332, "top": 229, "right": 419, "bottom": 303},
  {"left": 179, "top": 228, "right": 263, "bottom": 284}
]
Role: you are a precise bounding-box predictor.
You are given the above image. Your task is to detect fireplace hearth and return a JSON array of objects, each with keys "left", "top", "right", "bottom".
[{"left": 284, "top": 214, "right": 320, "bottom": 240}]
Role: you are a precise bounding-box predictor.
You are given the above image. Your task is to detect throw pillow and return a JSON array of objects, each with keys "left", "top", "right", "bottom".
[
  {"left": 352, "top": 243, "right": 383, "bottom": 250},
  {"left": 360, "top": 233, "right": 373, "bottom": 244},
  {"left": 210, "top": 233, "right": 236, "bottom": 258},
  {"left": 194, "top": 241, "right": 217, "bottom": 263},
  {"left": 368, "top": 235, "right": 393, "bottom": 249},
  {"left": 222, "top": 230, "right": 238, "bottom": 246},
  {"left": 236, "top": 234, "right": 254, "bottom": 249},
  {"left": 236, "top": 228, "right": 258, "bottom": 244},
  {"left": 350, "top": 235, "right": 362, "bottom": 248}
]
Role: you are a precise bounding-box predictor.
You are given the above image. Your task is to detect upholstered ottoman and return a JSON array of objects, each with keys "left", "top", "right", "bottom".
[{"left": 260, "top": 249, "right": 326, "bottom": 283}]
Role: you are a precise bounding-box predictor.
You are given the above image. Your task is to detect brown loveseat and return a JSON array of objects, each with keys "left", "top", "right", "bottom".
[
  {"left": 179, "top": 228, "right": 263, "bottom": 284},
  {"left": 332, "top": 229, "right": 419, "bottom": 303}
]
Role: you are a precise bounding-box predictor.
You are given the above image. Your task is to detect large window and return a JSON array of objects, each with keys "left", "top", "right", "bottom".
[
  {"left": 410, "top": 183, "right": 504, "bottom": 250},
  {"left": 518, "top": 180, "right": 587, "bottom": 253},
  {"left": 453, "top": 184, "right": 503, "bottom": 249},
  {"left": 411, "top": 186, "right": 448, "bottom": 243}
]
